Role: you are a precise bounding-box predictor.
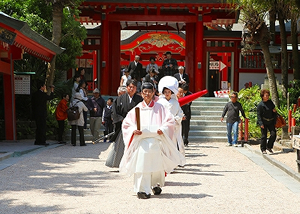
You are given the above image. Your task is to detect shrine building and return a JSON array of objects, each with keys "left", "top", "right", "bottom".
[
  {"left": 77, "top": 0, "right": 241, "bottom": 96},
  {"left": 0, "top": 12, "right": 64, "bottom": 140},
  {"left": 77, "top": 0, "right": 296, "bottom": 96}
]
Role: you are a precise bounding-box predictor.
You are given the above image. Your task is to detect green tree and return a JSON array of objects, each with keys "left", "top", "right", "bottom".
[
  {"left": 44, "top": 0, "right": 85, "bottom": 93},
  {"left": 227, "top": 0, "right": 279, "bottom": 105},
  {"left": 0, "top": 0, "right": 86, "bottom": 88},
  {"left": 291, "top": 0, "right": 300, "bottom": 80},
  {"left": 0, "top": 0, "right": 85, "bottom": 120},
  {"left": 276, "top": 1, "right": 289, "bottom": 98}
]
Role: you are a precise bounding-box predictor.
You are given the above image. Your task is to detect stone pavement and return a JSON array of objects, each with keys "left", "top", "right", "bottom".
[{"left": 1, "top": 141, "right": 300, "bottom": 214}]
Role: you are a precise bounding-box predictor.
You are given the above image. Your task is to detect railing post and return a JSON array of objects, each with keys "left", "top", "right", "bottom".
[
  {"left": 288, "top": 109, "right": 292, "bottom": 133},
  {"left": 244, "top": 118, "right": 249, "bottom": 143}
]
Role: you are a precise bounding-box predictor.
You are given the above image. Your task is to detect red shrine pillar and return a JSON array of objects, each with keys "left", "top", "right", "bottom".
[
  {"left": 195, "top": 14, "right": 204, "bottom": 91},
  {"left": 3, "top": 57, "right": 16, "bottom": 140},
  {"left": 110, "top": 21, "right": 121, "bottom": 95},
  {"left": 92, "top": 50, "right": 97, "bottom": 90},
  {"left": 221, "top": 53, "right": 229, "bottom": 81},
  {"left": 185, "top": 23, "right": 195, "bottom": 92},
  {"left": 234, "top": 41, "right": 240, "bottom": 91},
  {"left": 100, "top": 12, "right": 110, "bottom": 95}
]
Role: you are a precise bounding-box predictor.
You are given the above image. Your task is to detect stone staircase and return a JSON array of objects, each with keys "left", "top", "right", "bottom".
[
  {"left": 66, "top": 96, "right": 229, "bottom": 143},
  {"left": 189, "top": 97, "right": 228, "bottom": 142}
]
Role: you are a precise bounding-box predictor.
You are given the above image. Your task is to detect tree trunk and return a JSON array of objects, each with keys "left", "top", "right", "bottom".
[
  {"left": 269, "top": 8, "right": 276, "bottom": 44},
  {"left": 291, "top": 16, "right": 300, "bottom": 80},
  {"left": 45, "top": 2, "right": 63, "bottom": 93},
  {"left": 278, "top": 11, "right": 288, "bottom": 98},
  {"left": 260, "top": 39, "right": 279, "bottom": 106}
]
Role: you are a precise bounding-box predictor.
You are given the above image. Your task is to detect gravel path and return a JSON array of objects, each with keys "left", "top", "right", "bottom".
[{"left": 1, "top": 141, "right": 300, "bottom": 214}]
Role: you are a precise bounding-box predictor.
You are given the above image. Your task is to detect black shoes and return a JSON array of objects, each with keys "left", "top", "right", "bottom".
[
  {"left": 267, "top": 148, "right": 274, "bottom": 153},
  {"left": 137, "top": 184, "right": 162, "bottom": 198},
  {"left": 152, "top": 186, "right": 162, "bottom": 195},
  {"left": 152, "top": 184, "right": 162, "bottom": 195},
  {"left": 80, "top": 144, "right": 87, "bottom": 146},
  {"left": 262, "top": 150, "right": 267, "bottom": 154},
  {"left": 137, "top": 192, "right": 151, "bottom": 199}
]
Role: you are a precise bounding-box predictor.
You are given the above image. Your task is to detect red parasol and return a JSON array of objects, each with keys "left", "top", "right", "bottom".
[{"left": 178, "top": 89, "right": 208, "bottom": 106}]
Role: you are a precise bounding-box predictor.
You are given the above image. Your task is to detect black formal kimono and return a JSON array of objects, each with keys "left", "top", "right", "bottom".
[
  {"left": 181, "top": 91, "right": 192, "bottom": 146},
  {"left": 128, "top": 61, "right": 145, "bottom": 81},
  {"left": 162, "top": 58, "right": 178, "bottom": 76},
  {"left": 31, "top": 90, "right": 54, "bottom": 145},
  {"left": 106, "top": 93, "right": 143, "bottom": 168}
]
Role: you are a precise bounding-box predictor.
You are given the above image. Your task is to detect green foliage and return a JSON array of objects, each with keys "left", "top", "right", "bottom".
[
  {"left": 238, "top": 82, "right": 300, "bottom": 139},
  {"left": 238, "top": 85, "right": 261, "bottom": 139},
  {"left": 0, "top": 0, "right": 85, "bottom": 139},
  {"left": 0, "top": 0, "right": 86, "bottom": 72},
  {"left": 288, "top": 80, "right": 300, "bottom": 104}
]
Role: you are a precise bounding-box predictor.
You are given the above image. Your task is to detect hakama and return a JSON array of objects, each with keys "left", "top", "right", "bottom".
[
  {"left": 105, "top": 93, "right": 143, "bottom": 168},
  {"left": 105, "top": 130, "right": 125, "bottom": 168}
]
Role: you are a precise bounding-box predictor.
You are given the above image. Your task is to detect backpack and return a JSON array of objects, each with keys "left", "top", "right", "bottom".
[{"left": 67, "top": 101, "right": 80, "bottom": 121}]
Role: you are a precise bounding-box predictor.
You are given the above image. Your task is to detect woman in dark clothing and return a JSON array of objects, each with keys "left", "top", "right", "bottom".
[{"left": 257, "top": 89, "right": 277, "bottom": 154}]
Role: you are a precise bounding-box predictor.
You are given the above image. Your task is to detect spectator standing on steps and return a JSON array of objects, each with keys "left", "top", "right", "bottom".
[
  {"left": 145, "top": 56, "right": 159, "bottom": 74},
  {"left": 257, "top": 89, "right": 277, "bottom": 154},
  {"left": 86, "top": 88, "right": 106, "bottom": 143},
  {"left": 162, "top": 51, "right": 178, "bottom": 77},
  {"left": 174, "top": 66, "right": 190, "bottom": 86},
  {"left": 128, "top": 55, "right": 145, "bottom": 93},
  {"left": 221, "top": 92, "right": 246, "bottom": 147}
]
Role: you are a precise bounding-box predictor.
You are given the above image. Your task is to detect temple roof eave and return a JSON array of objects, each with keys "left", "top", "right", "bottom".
[{"left": 0, "top": 12, "right": 65, "bottom": 61}]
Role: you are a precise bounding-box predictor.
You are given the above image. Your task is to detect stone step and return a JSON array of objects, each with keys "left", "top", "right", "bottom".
[
  {"left": 190, "top": 120, "right": 225, "bottom": 126},
  {"left": 192, "top": 111, "right": 224, "bottom": 116},
  {"left": 190, "top": 125, "right": 227, "bottom": 131},
  {"left": 188, "top": 136, "right": 227, "bottom": 142},
  {"left": 194, "top": 97, "right": 228, "bottom": 102},
  {"left": 191, "top": 106, "right": 224, "bottom": 111},
  {"left": 190, "top": 115, "right": 223, "bottom": 121},
  {"left": 191, "top": 101, "right": 228, "bottom": 107},
  {"left": 188, "top": 130, "right": 227, "bottom": 136}
]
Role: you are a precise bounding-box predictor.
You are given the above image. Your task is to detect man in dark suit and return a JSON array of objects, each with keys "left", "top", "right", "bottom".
[
  {"left": 174, "top": 66, "right": 190, "bottom": 86},
  {"left": 128, "top": 55, "right": 145, "bottom": 92},
  {"left": 31, "top": 81, "right": 54, "bottom": 146},
  {"left": 162, "top": 51, "right": 178, "bottom": 76},
  {"left": 178, "top": 83, "right": 192, "bottom": 146}
]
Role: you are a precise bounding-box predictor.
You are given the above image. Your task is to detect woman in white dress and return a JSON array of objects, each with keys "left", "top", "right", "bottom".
[{"left": 157, "top": 76, "right": 186, "bottom": 166}]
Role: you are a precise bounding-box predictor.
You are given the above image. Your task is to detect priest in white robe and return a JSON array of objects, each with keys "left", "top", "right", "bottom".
[{"left": 119, "top": 82, "right": 183, "bottom": 199}]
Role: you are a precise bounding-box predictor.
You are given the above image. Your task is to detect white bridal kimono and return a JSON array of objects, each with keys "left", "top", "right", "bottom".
[
  {"left": 119, "top": 100, "right": 184, "bottom": 194},
  {"left": 157, "top": 94, "right": 186, "bottom": 165}
]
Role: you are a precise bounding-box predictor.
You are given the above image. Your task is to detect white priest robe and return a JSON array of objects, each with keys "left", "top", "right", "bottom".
[
  {"left": 119, "top": 100, "right": 184, "bottom": 194},
  {"left": 157, "top": 94, "right": 186, "bottom": 165}
]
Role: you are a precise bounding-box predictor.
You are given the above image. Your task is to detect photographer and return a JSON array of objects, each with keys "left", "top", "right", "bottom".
[
  {"left": 162, "top": 51, "right": 178, "bottom": 77},
  {"left": 31, "top": 82, "right": 54, "bottom": 146}
]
